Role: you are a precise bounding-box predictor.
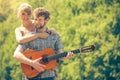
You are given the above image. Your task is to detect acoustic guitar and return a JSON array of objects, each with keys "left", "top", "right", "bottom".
[{"left": 21, "top": 45, "right": 95, "bottom": 78}]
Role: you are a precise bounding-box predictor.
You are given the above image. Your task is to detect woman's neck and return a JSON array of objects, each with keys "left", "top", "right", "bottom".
[
  {"left": 22, "top": 21, "right": 32, "bottom": 28},
  {"left": 21, "top": 21, "right": 35, "bottom": 31}
]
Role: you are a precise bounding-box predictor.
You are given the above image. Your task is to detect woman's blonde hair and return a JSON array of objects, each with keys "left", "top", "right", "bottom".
[{"left": 17, "top": 3, "right": 32, "bottom": 18}]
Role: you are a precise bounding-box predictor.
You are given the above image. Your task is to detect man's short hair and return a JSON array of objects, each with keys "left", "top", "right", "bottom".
[{"left": 33, "top": 7, "right": 50, "bottom": 20}]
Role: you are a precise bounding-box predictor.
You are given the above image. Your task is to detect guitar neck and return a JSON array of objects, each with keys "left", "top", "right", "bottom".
[{"left": 42, "top": 45, "right": 95, "bottom": 63}]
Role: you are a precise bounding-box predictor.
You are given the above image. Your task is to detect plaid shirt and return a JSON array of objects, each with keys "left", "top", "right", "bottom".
[{"left": 19, "top": 29, "right": 63, "bottom": 79}]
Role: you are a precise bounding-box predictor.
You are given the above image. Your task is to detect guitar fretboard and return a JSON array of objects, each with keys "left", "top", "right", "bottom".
[{"left": 42, "top": 45, "right": 95, "bottom": 63}]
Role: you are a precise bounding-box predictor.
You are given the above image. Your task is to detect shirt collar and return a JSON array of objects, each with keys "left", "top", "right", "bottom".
[{"left": 35, "top": 27, "right": 51, "bottom": 35}]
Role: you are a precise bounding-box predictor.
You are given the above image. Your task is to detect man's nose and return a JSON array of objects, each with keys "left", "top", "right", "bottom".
[{"left": 35, "top": 21, "right": 39, "bottom": 24}]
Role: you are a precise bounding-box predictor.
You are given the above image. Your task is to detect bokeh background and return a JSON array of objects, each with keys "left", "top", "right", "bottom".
[{"left": 0, "top": 0, "right": 120, "bottom": 80}]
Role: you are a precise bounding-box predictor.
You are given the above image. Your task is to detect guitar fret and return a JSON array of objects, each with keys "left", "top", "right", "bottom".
[{"left": 71, "top": 49, "right": 80, "bottom": 54}]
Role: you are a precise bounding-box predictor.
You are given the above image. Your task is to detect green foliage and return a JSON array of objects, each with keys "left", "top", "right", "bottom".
[{"left": 0, "top": 0, "right": 120, "bottom": 80}]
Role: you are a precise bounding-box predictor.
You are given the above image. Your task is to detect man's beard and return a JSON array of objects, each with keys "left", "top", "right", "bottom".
[
  {"left": 36, "top": 22, "right": 45, "bottom": 30},
  {"left": 37, "top": 25, "right": 44, "bottom": 30},
  {"left": 36, "top": 22, "right": 46, "bottom": 32},
  {"left": 36, "top": 25, "right": 46, "bottom": 33}
]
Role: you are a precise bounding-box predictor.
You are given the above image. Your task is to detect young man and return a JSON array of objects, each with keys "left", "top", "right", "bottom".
[{"left": 14, "top": 7, "right": 73, "bottom": 80}]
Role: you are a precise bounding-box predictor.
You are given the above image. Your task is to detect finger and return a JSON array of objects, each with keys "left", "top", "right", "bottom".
[
  {"left": 68, "top": 52, "right": 72, "bottom": 56},
  {"left": 38, "top": 67, "right": 45, "bottom": 72},
  {"left": 40, "top": 64, "right": 46, "bottom": 68},
  {"left": 37, "top": 68, "right": 44, "bottom": 72},
  {"left": 35, "top": 57, "right": 42, "bottom": 62},
  {"left": 67, "top": 52, "right": 74, "bottom": 58},
  {"left": 34, "top": 64, "right": 45, "bottom": 72}
]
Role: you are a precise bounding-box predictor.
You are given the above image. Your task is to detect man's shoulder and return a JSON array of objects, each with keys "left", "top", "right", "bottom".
[
  {"left": 47, "top": 28, "right": 61, "bottom": 37},
  {"left": 51, "top": 33, "right": 61, "bottom": 39},
  {"left": 55, "top": 32, "right": 60, "bottom": 36}
]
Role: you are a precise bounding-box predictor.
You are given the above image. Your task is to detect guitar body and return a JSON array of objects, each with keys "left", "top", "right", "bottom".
[{"left": 21, "top": 48, "right": 57, "bottom": 78}]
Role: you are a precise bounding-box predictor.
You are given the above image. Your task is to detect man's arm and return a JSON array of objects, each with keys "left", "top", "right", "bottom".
[
  {"left": 58, "top": 48, "right": 73, "bottom": 60},
  {"left": 56, "top": 34, "right": 73, "bottom": 59},
  {"left": 13, "top": 46, "right": 45, "bottom": 72}
]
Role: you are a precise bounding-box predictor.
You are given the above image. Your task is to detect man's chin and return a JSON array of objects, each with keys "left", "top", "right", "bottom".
[{"left": 37, "top": 26, "right": 44, "bottom": 29}]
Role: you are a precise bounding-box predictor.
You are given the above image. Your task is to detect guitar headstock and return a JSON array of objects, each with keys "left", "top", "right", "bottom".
[{"left": 80, "top": 45, "right": 95, "bottom": 53}]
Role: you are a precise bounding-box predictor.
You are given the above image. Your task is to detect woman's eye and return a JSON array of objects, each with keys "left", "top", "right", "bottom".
[
  {"left": 28, "top": 13, "right": 31, "bottom": 15},
  {"left": 22, "top": 13, "right": 25, "bottom": 15}
]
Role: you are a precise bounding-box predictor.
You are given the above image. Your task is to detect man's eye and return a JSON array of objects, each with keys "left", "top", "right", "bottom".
[{"left": 39, "top": 19, "right": 41, "bottom": 21}]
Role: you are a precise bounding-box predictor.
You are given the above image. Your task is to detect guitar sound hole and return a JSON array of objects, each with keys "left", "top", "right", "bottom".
[
  {"left": 40, "top": 54, "right": 49, "bottom": 64},
  {"left": 41, "top": 57, "right": 49, "bottom": 63}
]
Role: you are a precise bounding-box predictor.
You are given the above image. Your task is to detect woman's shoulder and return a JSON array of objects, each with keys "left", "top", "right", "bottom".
[
  {"left": 15, "top": 26, "right": 24, "bottom": 33},
  {"left": 15, "top": 27, "right": 21, "bottom": 31}
]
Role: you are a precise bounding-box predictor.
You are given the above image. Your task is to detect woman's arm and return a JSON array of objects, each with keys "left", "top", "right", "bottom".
[
  {"left": 15, "top": 28, "right": 48, "bottom": 44},
  {"left": 15, "top": 27, "right": 57, "bottom": 44}
]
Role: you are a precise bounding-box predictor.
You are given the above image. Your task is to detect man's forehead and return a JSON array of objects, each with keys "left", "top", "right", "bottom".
[{"left": 34, "top": 16, "right": 44, "bottom": 19}]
